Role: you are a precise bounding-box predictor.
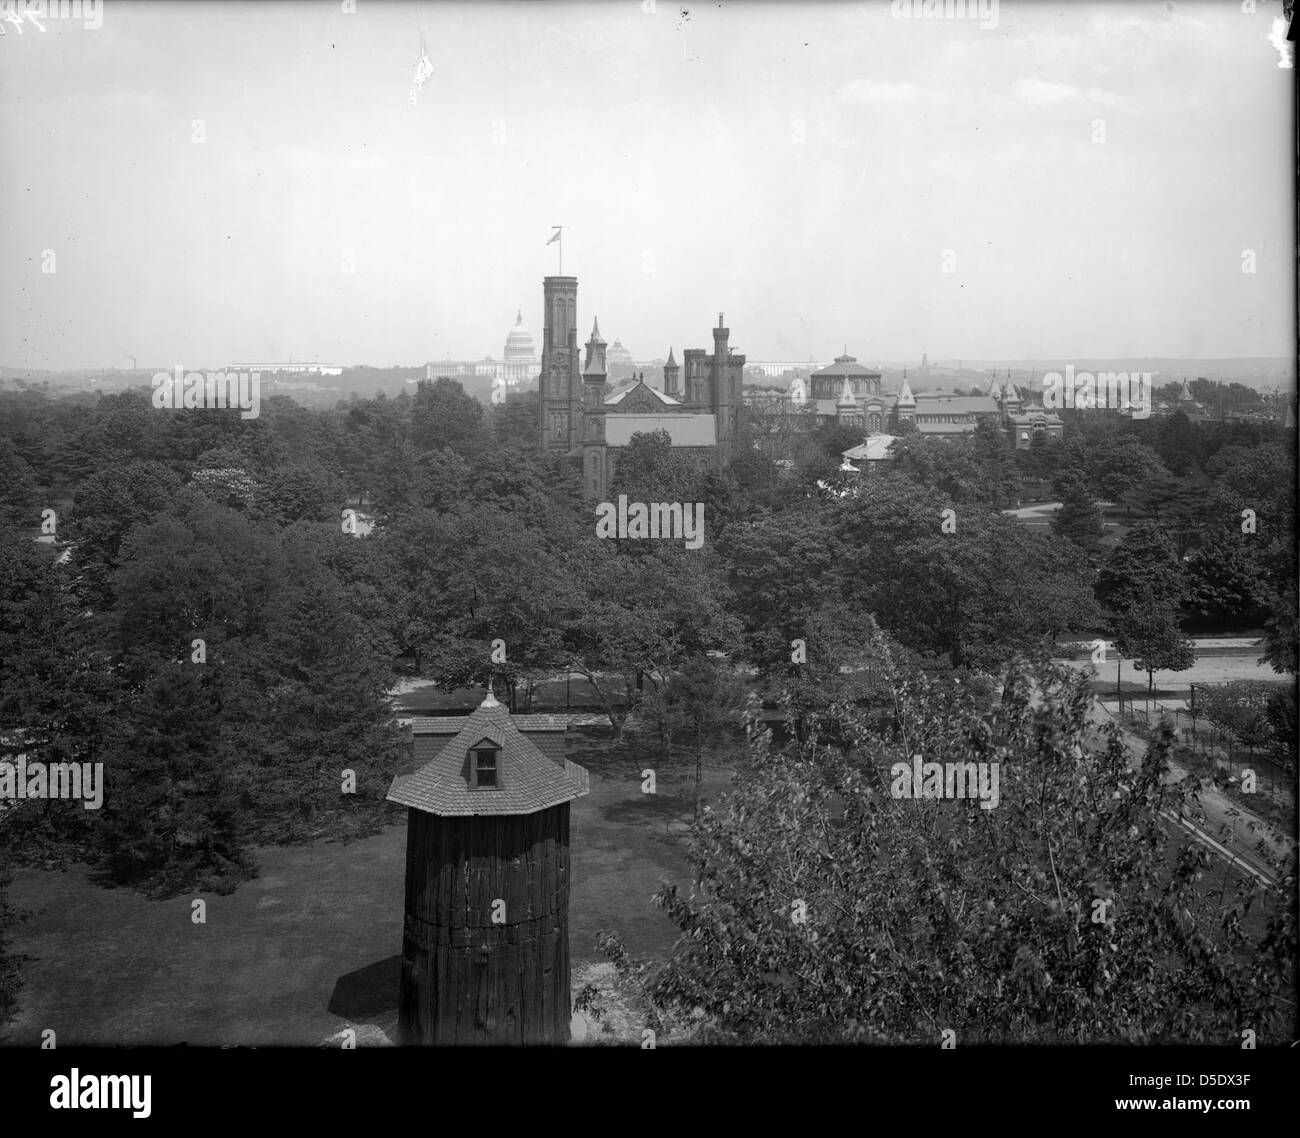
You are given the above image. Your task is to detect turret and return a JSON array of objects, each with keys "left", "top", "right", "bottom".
[
  {"left": 663, "top": 347, "right": 679, "bottom": 397},
  {"left": 711, "top": 312, "right": 730, "bottom": 416},
  {"left": 583, "top": 316, "right": 607, "bottom": 378}
]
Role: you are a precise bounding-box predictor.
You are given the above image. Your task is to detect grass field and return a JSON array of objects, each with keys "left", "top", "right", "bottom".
[{"left": 2, "top": 728, "right": 729, "bottom": 1046}]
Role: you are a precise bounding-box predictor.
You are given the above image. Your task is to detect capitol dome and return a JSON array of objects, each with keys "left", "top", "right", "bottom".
[
  {"left": 503, "top": 311, "right": 536, "bottom": 364},
  {"left": 606, "top": 339, "right": 634, "bottom": 369}
]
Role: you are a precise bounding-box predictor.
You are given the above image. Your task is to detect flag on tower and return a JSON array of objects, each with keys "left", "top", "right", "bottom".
[{"left": 547, "top": 228, "right": 561, "bottom": 245}]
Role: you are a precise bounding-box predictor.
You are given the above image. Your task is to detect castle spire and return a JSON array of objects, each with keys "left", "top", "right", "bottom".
[{"left": 897, "top": 372, "right": 916, "bottom": 406}]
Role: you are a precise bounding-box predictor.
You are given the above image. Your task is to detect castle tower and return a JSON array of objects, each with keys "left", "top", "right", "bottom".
[
  {"left": 581, "top": 318, "right": 608, "bottom": 495},
  {"left": 388, "top": 691, "right": 591, "bottom": 1044},
  {"left": 682, "top": 348, "right": 707, "bottom": 405},
  {"left": 663, "top": 347, "right": 679, "bottom": 397},
  {"left": 895, "top": 371, "right": 916, "bottom": 428},
  {"left": 712, "top": 312, "right": 732, "bottom": 441},
  {"left": 539, "top": 276, "right": 580, "bottom": 453}
]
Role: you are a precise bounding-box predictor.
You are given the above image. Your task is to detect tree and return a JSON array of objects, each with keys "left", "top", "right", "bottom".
[
  {"left": 1197, "top": 681, "right": 1280, "bottom": 767},
  {"left": 411, "top": 378, "right": 487, "bottom": 456},
  {"left": 1111, "top": 592, "right": 1195, "bottom": 713},
  {"left": 590, "top": 659, "right": 1296, "bottom": 1043},
  {"left": 416, "top": 506, "right": 574, "bottom": 712},
  {"left": 67, "top": 461, "right": 187, "bottom": 607},
  {"left": 0, "top": 527, "right": 116, "bottom": 866},
  {"left": 1088, "top": 438, "right": 1166, "bottom": 506},
  {"left": 0, "top": 863, "right": 26, "bottom": 1040},
  {"left": 491, "top": 390, "right": 539, "bottom": 448},
  {"left": 1261, "top": 593, "right": 1298, "bottom": 676},
  {"left": 830, "top": 476, "right": 1101, "bottom": 670},
  {"left": 646, "top": 656, "right": 745, "bottom": 820},
  {"left": 971, "top": 418, "right": 1020, "bottom": 509},
  {"left": 1051, "top": 478, "right": 1103, "bottom": 552},
  {"left": 1154, "top": 410, "right": 1203, "bottom": 477},
  {"left": 610, "top": 429, "right": 704, "bottom": 505},
  {"left": 0, "top": 438, "right": 39, "bottom": 528},
  {"left": 1185, "top": 525, "right": 1271, "bottom": 625},
  {"left": 96, "top": 656, "right": 254, "bottom": 896},
  {"left": 1097, "top": 525, "right": 1185, "bottom": 614},
  {"left": 564, "top": 543, "right": 740, "bottom": 741}
]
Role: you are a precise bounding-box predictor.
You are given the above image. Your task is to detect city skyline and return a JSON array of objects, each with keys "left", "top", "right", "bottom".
[{"left": 1, "top": 1, "right": 1293, "bottom": 369}]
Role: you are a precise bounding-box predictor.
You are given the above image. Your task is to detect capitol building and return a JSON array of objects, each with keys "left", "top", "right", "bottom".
[
  {"left": 425, "top": 310, "right": 543, "bottom": 385},
  {"left": 500, "top": 311, "right": 541, "bottom": 382}
]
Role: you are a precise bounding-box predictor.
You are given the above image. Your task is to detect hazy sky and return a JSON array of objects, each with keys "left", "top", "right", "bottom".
[{"left": 0, "top": 0, "right": 1293, "bottom": 370}]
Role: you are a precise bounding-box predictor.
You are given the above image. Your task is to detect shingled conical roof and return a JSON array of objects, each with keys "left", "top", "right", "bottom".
[{"left": 387, "top": 692, "right": 589, "bottom": 816}]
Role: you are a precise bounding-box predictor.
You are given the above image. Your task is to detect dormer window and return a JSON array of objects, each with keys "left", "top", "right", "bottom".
[{"left": 471, "top": 743, "right": 500, "bottom": 789}]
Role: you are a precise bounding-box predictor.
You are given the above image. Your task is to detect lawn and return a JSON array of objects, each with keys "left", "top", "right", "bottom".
[{"left": 2, "top": 727, "right": 733, "bottom": 1046}]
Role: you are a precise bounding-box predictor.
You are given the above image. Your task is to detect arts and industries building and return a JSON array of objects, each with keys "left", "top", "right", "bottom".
[
  {"left": 741, "top": 352, "right": 1063, "bottom": 474},
  {"left": 535, "top": 275, "right": 743, "bottom": 498}
]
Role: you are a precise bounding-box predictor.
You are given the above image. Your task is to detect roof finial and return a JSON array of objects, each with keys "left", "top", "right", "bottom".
[{"left": 481, "top": 687, "right": 500, "bottom": 709}]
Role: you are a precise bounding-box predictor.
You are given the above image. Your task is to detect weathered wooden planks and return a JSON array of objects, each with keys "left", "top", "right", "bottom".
[{"left": 398, "top": 804, "right": 573, "bottom": 1044}]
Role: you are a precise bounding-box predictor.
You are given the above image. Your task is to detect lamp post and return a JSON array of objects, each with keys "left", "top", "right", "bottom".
[{"left": 1115, "top": 649, "right": 1122, "bottom": 715}]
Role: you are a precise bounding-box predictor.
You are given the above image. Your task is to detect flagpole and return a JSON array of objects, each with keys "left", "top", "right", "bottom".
[{"left": 548, "top": 225, "right": 563, "bottom": 274}]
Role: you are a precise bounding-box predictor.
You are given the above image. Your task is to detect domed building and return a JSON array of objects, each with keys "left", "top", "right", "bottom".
[
  {"left": 606, "top": 339, "right": 634, "bottom": 375},
  {"left": 501, "top": 311, "right": 540, "bottom": 382}
]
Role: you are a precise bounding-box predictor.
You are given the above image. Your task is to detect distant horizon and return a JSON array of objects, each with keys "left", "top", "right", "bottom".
[{"left": 5, "top": 353, "right": 1294, "bottom": 388}]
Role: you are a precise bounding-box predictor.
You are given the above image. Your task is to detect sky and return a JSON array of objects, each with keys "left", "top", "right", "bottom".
[{"left": 0, "top": 0, "right": 1293, "bottom": 370}]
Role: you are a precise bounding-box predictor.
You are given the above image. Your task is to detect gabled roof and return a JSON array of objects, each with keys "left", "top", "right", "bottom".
[
  {"left": 604, "top": 378, "right": 681, "bottom": 407},
  {"left": 402, "top": 714, "right": 571, "bottom": 767},
  {"left": 387, "top": 695, "right": 589, "bottom": 816}
]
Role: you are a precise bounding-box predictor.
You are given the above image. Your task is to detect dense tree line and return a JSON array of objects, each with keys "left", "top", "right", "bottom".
[{"left": 0, "top": 381, "right": 1294, "bottom": 1040}]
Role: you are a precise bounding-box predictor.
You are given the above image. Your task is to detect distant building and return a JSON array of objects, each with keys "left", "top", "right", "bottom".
[
  {"left": 829, "top": 364, "right": 1062, "bottom": 470},
  {"left": 536, "top": 275, "right": 742, "bottom": 497},
  {"left": 226, "top": 361, "right": 344, "bottom": 376},
  {"left": 500, "top": 310, "right": 541, "bottom": 382},
  {"left": 840, "top": 432, "right": 900, "bottom": 476},
  {"left": 425, "top": 312, "right": 542, "bottom": 385},
  {"left": 606, "top": 339, "right": 634, "bottom": 371},
  {"left": 783, "top": 351, "right": 1062, "bottom": 449}
]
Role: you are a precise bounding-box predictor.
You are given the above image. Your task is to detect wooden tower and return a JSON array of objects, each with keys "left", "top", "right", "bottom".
[{"left": 386, "top": 692, "right": 589, "bottom": 1044}]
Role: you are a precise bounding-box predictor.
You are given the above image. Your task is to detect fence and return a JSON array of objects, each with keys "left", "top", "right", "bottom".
[{"left": 1117, "top": 702, "right": 1294, "bottom": 803}]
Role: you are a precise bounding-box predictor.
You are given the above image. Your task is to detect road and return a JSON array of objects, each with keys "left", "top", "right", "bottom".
[{"left": 1082, "top": 696, "right": 1287, "bottom": 888}]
